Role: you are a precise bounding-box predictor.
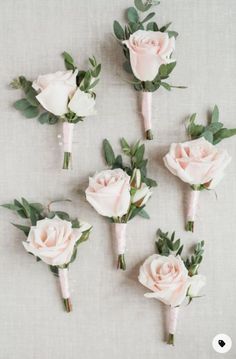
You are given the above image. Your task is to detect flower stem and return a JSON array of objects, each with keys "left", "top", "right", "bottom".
[
  {"left": 186, "top": 221, "right": 194, "bottom": 232},
  {"left": 145, "top": 129, "right": 153, "bottom": 140},
  {"left": 63, "top": 152, "right": 71, "bottom": 170},
  {"left": 167, "top": 333, "right": 174, "bottom": 345},
  {"left": 63, "top": 298, "right": 72, "bottom": 312},
  {"left": 117, "top": 254, "right": 126, "bottom": 270}
]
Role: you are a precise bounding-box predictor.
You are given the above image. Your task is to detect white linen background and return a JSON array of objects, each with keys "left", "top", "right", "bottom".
[{"left": 0, "top": 0, "right": 235, "bottom": 358}]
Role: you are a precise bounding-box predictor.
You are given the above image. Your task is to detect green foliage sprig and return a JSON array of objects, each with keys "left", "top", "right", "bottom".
[
  {"left": 155, "top": 229, "right": 205, "bottom": 278},
  {"left": 113, "top": 0, "right": 185, "bottom": 92},
  {"left": 187, "top": 105, "right": 236, "bottom": 145},
  {"left": 103, "top": 138, "right": 157, "bottom": 222},
  {"left": 11, "top": 52, "right": 101, "bottom": 125},
  {"left": 2, "top": 198, "right": 91, "bottom": 270}
]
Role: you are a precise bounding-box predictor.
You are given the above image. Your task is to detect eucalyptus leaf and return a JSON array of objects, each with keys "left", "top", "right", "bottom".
[
  {"left": 211, "top": 105, "right": 219, "bottom": 123},
  {"left": 141, "top": 12, "right": 155, "bottom": 23},
  {"left": 103, "top": 139, "right": 115, "bottom": 166},
  {"left": 134, "top": 0, "right": 152, "bottom": 12},
  {"left": 127, "top": 7, "right": 139, "bottom": 23},
  {"left": 146, "top": 22, "right": 158, "bottom": 31},
  {"left": 14, "top": 99, "right": 31, "bottom": 111},
  {"left": 23, "top": 106, "right": 39, "bottom": 119},
  {"left": 113, "top": 21, "right": 125, "bottom": 40}
]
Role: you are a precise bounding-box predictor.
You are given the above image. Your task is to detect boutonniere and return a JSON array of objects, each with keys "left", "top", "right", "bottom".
[
  {"left": 11, "top": 52, "right": 101, "bottom": 169},
  {"left": 85, "top": 138, "right": 157, "bottom": 270},
  {"left": 113, "top": 0, "right": 185, "bottom": 140},
  {"left": 163, "top": 105, "right": 236, "bottom": 232},
  {"left": 2, "top": 198, "right": 92, "bottom": 312},
  {"left": 139, "top": 230, "right": 206, "bottom": 345}
]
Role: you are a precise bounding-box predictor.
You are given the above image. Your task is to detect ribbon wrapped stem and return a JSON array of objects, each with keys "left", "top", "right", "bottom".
[
  {"left": 167, "top": 306, "right": 180, "bottom": 345},
  {"left": 114, "top": 223, "right": 127, "bottom": 270},
  {"left": 141, "top": 92, "right": 153, "bottom": 140},
  {"left": 59, "top": 268, "right": 72, "bottom": 312},
  {"left": 186, "top": 189, "right": 200, "bottom": 232},
  {"left": 62, "top": 122, "right": 74, "bottom": 170}
]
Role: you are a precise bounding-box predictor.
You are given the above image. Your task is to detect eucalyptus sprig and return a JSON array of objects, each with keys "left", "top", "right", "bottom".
[
  {"left": 187, "top": 105, "right": 236, "bottom": 145},
  {"left": 156, "top": 229, "right": 205, "bottom": 278},
  {"left": 113, "top": 0, "right": 182, "bottom": 93},
  {"left": 2, "top": 198, "right": 92, "bottom": 312}
]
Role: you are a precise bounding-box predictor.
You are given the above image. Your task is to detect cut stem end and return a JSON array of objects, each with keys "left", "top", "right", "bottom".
[
  {"left": 63, "top": 152, "right": 72, "bottom": 170},
  {"left": 117, "top": 254, "right": 126, "bottom": 271},
  {"left": 167, "top": 333, "right": 174, "bottom": 346},
  {"left": 63, "top": 298, "right": 72, "bottom": 312},
  {"left": 145, "top": 129, "right": 153, "bottom": 140},
  {"left": 186, "top": 221, "right": 194, "bottom": 232}
]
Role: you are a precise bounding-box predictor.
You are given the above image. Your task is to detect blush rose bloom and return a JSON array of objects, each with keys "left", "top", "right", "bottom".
[
  {"left": 33, "top": 70, "right": 78, "bottom": 116},
  {"left": 86, "top": 168, "right": 131, "bottom": 218},
  {"left": 123, "top": 30, "right": 175, "bottom": 81},
  {"left": 23, "top": 217, "right": 89, "bottom": 266},
  {"left": 163, "top": 137, "right": 231, "bottom": 187},
  {"left": 139, "top": 254, "right": 190, "bottom": 307}
]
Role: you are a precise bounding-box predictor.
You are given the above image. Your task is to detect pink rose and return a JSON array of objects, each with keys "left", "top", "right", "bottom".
[
  {"left": 32, "top": 70, "right": 78, "bottom": 116},
  {"left": 139, "top": 254, "right": 190, "bottom": 307},
  {"left": 163, "top": 137, "right": 231, "bottom": 187},
  {"left": 85, "top": 169, "right": 131, "bottom": 218},
  {"left": 123, "top": 30, "right": 175, "bottom": 81},
  {"left": 23, "top": 217, "right": 89, "bottom": 266}
]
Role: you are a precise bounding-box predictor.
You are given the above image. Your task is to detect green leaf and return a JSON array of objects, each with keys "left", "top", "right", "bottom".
[
  {"left": 112, "top": 155, "right": 123, "bottom": 169},
  {"left": 30, "top": 203, "right": 44, "bottom": 212},
  {"left": 14, "top": 99, "right": 31, "bottom": 111},
  {"left": 141, "top": 12, "right": 155, "bottom": 23},
  {"left": 205, "top": 122, "right": 223, "bottom": 134},
  {"left": 213, "top": 128, "right": 236, "bottom": 144},
  {"left": 127, "top": 7, "right": 139, "bottom": 23},
  {"left": 38, "top": 112, "right": 50, "bottom": 124},
  {"left": 113, "top": 21, "right": 125, "bottom": 40},
  {"left": 12, "top": 224, "right": 30, "bottom": 236},
  {"left": 54, "top": 211, "right": 70, "bottom": 220},
  {"left": 161, "top": 82, "right": 171, "bottom": 91},
  {"left": 201, "top": 130, "right": 213, "bottom": 143},
  {"left": 143, "top": 177, "right": 157, "bottom": 187},
  {"left": 89, "top": 56, "right": 97, "bottom": 67},
  {"left": 1, "top": 203, "right": 20, "bottom": 211},
  {"left": 146, "top": 22, "right": 158, "bottom": 31},
  {"left": 167, "top": 31, "right": 179, "bottom": 38},
  {"left": 123, "top": 61, "right": 133, "bottom": 74},
  {"left": 134, "top": 0, "right": 152, "bottom": 12},
  {"left": 103, "top": 139, "right": 115, "bottom": 166},
  {"left": 160, "top": 22, "right": 172, "bottom": 32},
  {"left": 91, "top": 64, "right": 101, "bottom": 78},
  {"left": 129, "top": 205, "right": 145, "bottom": 220},
  {"left": 120, "top": 138, "right": 131, "bottom": 155},
  {"left": 211, "top": 105, "right": 219, "bottom": 123},
  {"left": 22, "top": 106, "right": 39, "bottom": 119},
  {"left": 26, "top": 87, "right": 39, "bottom": 106},
  {"left": 138, "top": 209, "right": 150, "bottom": 219},
  {"left": 62, "top": 51, "right": 75, "bottom": 71},
  {"left": 135, "top": 144, "right": 145, "bottom": 164},
  {"left": 88, "top": 79, "right": 99, "bottom": 90}
]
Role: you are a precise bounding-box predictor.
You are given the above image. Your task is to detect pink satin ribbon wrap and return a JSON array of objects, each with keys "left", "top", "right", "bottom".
[
  {"left": 187, "top": 190, "right": 200, "bottom": 222},
  {"left": 63, "top": 122, "right": 74, "bottom": 153},
  {"left": 114, "top": 223, "right": 127, "bottom": 255},
  {"left": 169, "top": 306, "right": 180, "bottom": 335},
  {"left": 59, "top": 268, "right": 70, "bottom": 299},
  {"left": 141, "top": 92, "right": 152, "bottom": 131}
]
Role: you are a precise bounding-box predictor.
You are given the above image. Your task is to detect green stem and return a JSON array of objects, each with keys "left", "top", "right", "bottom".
[
  {"left": 63, "top": 298, "right": 72, "bottom": 312},
  {"left": 117, "top": 254, "right": 126, "bottom": 271},
  {"left": 145, "top": 129, "right": 153, "bottom": 140},
  {"left": 167, "top": 333, "right": 174, "bottom": 345},
  {"left": 63, "top": 152, "right": 72, "bottom": 170},
  {"left": 186, "top": 220, "right": 194, "bottom": 232}
]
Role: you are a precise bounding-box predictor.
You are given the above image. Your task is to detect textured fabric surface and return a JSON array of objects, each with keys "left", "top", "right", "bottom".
[{"left": 0, "top": 1, "right": 236, "bottom": 358}]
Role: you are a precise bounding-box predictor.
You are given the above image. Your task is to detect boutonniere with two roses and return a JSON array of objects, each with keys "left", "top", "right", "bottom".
[
  {"left": 113, "top": 0, "right": 185, "bottom": 139},
  {"left": 164, "top": 105, "right": 236, "bottom": 231},
  {"left": 139, "top": 230, "right": 206, "bottom": 345},
  {"left": 2, "top": 198, "right": 92, "bottom": 312},
  {"left": 11, "top": 52, "right": 101, "bottom": 169},
  {"left": 86, "top": 138, "right": 157, "bottom": 270}
]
